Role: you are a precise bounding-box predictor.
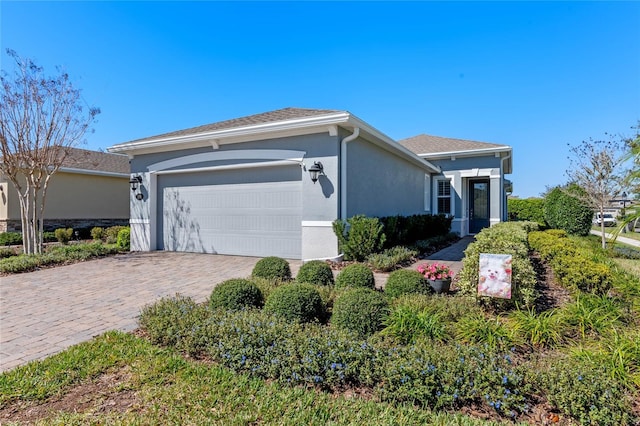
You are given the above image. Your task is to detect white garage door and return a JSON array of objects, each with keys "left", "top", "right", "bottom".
[{"left": 161, "top": 180, "right": 302, "bottom": 258}]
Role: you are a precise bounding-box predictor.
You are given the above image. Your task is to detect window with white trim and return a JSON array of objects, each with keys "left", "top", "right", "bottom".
[{"left": 436, "top": 179, "right": 452, "bottom": 215}]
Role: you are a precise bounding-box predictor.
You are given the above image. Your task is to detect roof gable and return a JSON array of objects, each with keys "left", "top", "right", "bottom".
[{"left": 399, "top": 134, "right": 509, "bottom": 155}]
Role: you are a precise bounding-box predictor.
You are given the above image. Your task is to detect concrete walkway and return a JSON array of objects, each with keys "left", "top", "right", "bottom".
[
  {"left": 590, "top": 229, "right": 640, "bottom": 248},
  {"left": 0, "top": 238, "right": 475, "bottom": 373},
  {"left": 0, "top": 252, "right": 301, "bottom": 372}
]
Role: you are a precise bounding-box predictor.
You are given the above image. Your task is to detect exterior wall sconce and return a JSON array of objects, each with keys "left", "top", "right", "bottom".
[
  {"left": 129, "top": 175, "right": 142, "bottom": 191},
  {"left": 129, "top": 175, "right": 144, "bottom": 200},
  {"left": 308, "top": 162, "right": 323, "bottom": 184}
]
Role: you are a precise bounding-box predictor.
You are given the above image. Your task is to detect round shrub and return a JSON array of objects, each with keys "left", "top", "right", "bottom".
[
  {"left": 385, "top": 269, "right": 430, "bottom": 299},
  {"left": 252, "top": 256, "right": 291, "bottom": 280},
  {"left": 210, "top": 278, "right": 264, "bottom": 311},
  {"left": 332, "top": 288, "right": 389, "bottom": 338},
  {"left": 335, "top": 263, "right": 375, "bottom": 289},
  {"left": 116, "top": 227, "right": 130, "bottom": 250},
  {"left": 264, "top": 283, "right": 325, "bottom": 323},
  {"left": 296, "top": 260, "right": 334, "bottom": 286}
]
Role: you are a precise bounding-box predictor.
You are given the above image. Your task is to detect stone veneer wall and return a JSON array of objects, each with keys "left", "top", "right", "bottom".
[{"left": 0, "top": 218, "right": 130, "bottom": 233}]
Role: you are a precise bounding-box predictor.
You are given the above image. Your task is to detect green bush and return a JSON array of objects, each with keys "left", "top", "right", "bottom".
[
  {"left": 90, "top": 227, "right": 104, "bottom": 241},
  {"left": 0, "top": 242, "right": 119, "bottom": 274},
  {"left": 116, "top": 227, "right": 130, "bottom": 250},
  {"left": 544, "top": 185, "right": 593, "bottom": 236},
  {"left": 252, "top": 256, "right": 292, "bottom": 281},
  {"left": 210, "top": 278, "right": 264, "bottom": 311},
  {"left": 377, "top": 342, "right": 531, "bottom": 417},
  {"left": 537, "top": 357, "right": 633, "bottom": 425},
  {"left": 456, "top": 222, "right": 537, "bottom": 311},
  {"left": 104, "top": 226, "right": 127, "bottom": 244},
  {"left": 0, "top": 247, "right": 17, "bottom": 259},
  {"left": 202, "top": 309, "right": 379, "bottom": 389},
  {"left": 332, "top": 215, "right": 386, "bottom": 261},
  {"left": 264, "top": 283, "right": 325, "bottom": 323},
  {"left": 331, "top": 287, "right": 389, "bottom": 338},
  {"left": 367, "top": 246, "right": 418, "bottom": 272},
  {"left": 379, "top": 214, "right": 453, "bottom": 248},
  {"left": 508, "top": 197, "right": 546, "bottom": 226},
  {"left": 296, "top": 260, "right": 334, "bottom": 286},
  {"left": 54, "top": 228, "right": 74, "bottom": 244},
  {"left": 384, "top": 269, "right": 430, "bottom": 300},
  {"left": 138, "top": 294, "right": 211, "bottom": 354},
  {"left": 0, "top": 232, "right": 22, "bottom": 246},
  {"left": 335, "top": 263, "right": 375, "bottom": 289},
  {"left": 529, "top": 230, "right": 613, "bottom": 294}
]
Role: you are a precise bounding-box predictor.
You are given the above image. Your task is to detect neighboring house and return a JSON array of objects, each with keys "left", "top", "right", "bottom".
[
  {"left": 108, "top": 108, "right": 512, "bottom": 260},
  {"left": 0, "top": 147, "right": 130, "bottom": 232}
]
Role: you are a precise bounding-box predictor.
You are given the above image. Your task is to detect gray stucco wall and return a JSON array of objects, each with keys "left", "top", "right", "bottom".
[{"left": 346, "top": 137, "right": 427, "bottom": 217}]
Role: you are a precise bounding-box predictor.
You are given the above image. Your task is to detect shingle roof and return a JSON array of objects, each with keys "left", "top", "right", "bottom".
[
  {"left": 399, "top": 134, "right": 509, "bottom": 155},
  {"left": 127, "top": 107, "right": 342, "bottom": 144},
  {"left": 59, "top": 147, "right": 129, "bottom": 174}
]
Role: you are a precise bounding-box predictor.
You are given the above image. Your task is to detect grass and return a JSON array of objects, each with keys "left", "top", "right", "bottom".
[
  {"left": 615, "top": 258, "right": 640, "bottom": 277},
  {"left": 0, "top": 331, "right": 504, "bottom": 425}
]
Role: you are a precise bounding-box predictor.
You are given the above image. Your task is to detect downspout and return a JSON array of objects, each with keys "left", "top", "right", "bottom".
[
  {"left": 501, "top": 151, "right": 512, "bottom": 222},
  {"left": 340, "top": 127, "right": 360, "bottom": 220}
]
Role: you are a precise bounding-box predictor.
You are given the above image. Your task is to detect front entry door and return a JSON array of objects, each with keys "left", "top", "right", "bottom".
[{"left": 469, "top": 180, "right": 490, "bottom": 234}]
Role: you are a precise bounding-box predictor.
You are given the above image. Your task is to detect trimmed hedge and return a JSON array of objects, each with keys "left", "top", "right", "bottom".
[
  {"left": 528, "top": 230, "right": 612, "bottom": 294},
  {"left": 508, "top": 197, "right": 546, "bottom": 226},
  {"left": 379, "top": 214, "right": 453, "bottom": 248},
  {"left": 264, "top": 283, "right": 325, "bottom": 323},
  {"left": 456, "top": 222, "right": 538, "bottom": 311},
  {"left": 331, "top": 287, "right": 389, "bottom": 338},
  {"left": 252, "top": 256, "right": 292, "bottom": 281},
  {"left": 210, "top": 278, "right": 264, "bottom": 311},
  {"left": 544, "top": 186, "right": 593, "bottom": 236},
  {"left": 296, "top": 260, "right": 334, "bottom": 286},
  {"left": 385, "top": 269, "right": 431, "bottom": 300},
  {"left": 335, "top": 263, "right": 375, "bottom": 289}
]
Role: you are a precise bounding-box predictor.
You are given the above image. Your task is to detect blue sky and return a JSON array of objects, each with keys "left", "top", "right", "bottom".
[{"left": 1, "top": 1, "right": 639, "bottom": 198}]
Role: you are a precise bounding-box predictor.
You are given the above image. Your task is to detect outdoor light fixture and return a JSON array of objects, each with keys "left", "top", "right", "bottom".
[
  {"left": 129, "top": 175, "right": 144, "bottom": 201},
  {"left": 129, "top": 175, "right": 142, "bottom": 192},
  {"left": 308, "top": 162, "right": 323, "bottom": 184}
]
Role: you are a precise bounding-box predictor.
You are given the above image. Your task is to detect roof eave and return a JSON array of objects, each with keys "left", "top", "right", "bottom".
[
  {"left": 418, "top": 146, "right": 512, "bottom": 174},
  {"left": 107, "top": 112, "right": 352, "bottom": 155}
]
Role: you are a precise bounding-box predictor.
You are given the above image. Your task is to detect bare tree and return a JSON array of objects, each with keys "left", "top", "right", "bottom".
[
  {"left": 566, "top": 134, "right": 625, "bottom": 249},
  {"left": 0, "top": 50, "right": 99, "bottom": 254}
]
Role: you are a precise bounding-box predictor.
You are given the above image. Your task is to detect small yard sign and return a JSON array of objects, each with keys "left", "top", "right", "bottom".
[{"left": 478, "top": 253, "right": 512, "bottom": 299}]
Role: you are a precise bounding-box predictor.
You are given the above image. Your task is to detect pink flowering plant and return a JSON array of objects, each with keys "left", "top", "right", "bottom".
[{"left": 417, "top": 262, "right": 454, "bottom": 281}]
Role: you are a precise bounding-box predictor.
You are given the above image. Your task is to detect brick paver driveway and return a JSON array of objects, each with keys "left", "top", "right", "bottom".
[{"left": 0, "top": 252, "right": 301, "bottom": 372}]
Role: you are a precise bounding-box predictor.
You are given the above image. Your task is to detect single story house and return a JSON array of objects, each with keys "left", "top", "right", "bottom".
[
  {"left": 0, "top": 147, "right": 130, "bottom": 232},
  {"left": 108, "top": 108, "right": 512, "bottom": 260}
]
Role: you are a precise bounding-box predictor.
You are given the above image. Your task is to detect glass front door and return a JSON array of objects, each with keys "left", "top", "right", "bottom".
[{"left": 469, "top": 180, "right": 489, "bottom": 234}]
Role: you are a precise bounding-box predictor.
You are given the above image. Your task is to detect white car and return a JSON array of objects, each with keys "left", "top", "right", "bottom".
[{"left": 595, "top": 213, "right": 617, "bottom": 227}]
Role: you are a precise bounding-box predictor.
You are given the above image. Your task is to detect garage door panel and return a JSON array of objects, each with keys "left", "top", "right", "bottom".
[{"left": 161, "top": 179, "right": 302, "bottom": 258}]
